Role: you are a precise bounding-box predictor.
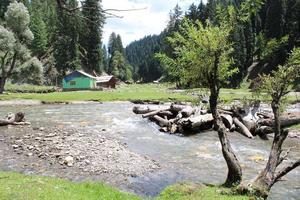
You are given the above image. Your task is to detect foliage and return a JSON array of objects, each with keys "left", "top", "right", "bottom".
[
  {"left": 0, "top": 1, "right": 41, "bottom": 92},
  {"left": 0, "top": 171, "right": 141, "bottom": 200},
  {"left": 54, "top": 0, "right": 81, "bottom": 78},
  {"left": 80, "top": 0, "right": 105, "bottom": 74},
  {"left": 157, "top": 18, "right": 237, "bottom": 89},
  {"left": 256, "top": 48, "right": 300, "bottom": 103}
]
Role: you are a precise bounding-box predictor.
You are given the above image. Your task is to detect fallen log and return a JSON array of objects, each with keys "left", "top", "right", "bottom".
[
  {"left": 181, "top": 106, "right": 196, "bottom": 118},
  {"left": 233, "top": 117, "right": 254, "bottom": 139},
  {"left": 152, "top": 115, "right": 171, "bottom": 127},
  {"left": 178, "top": 114, "right": 214, "bottom": 134},
  {"left": 142, "top": 109, "right": 169, "bottom": 118},
  {"left": 158, "top": 111, "right": 174, "bottom": 118},
  {"left": 221, "top": 114, "right": 233, "bottom": 129},
  {"left": 0, "top": 112, "right": 28, "bottom": 126},
  {"left": 259, "top": 116, "right": 300, "bottom": 128},
  {"left": 170, "top": 104, "right": 187, "bottom": 113},
  {"left": 133, "top": 106, "right": 155, "bottom": 114}
]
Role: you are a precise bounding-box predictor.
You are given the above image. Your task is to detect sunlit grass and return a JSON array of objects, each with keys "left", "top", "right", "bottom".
[{"left": 0, "top": 171, "right": 141, "bottom": 200}]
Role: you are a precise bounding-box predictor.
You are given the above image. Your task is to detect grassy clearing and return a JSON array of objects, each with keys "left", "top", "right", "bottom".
[
  {"left": 1, "top": 83, "right": 299, "bottom": 104},
  {"left": 157, "top": 183, "right": 248, "bottom": 200},
  {"left": 0, "top": 84, "right": 194, "bottom": 103},
  {"left": 0, "top": 171, "right": 141, "bottom": 200}
]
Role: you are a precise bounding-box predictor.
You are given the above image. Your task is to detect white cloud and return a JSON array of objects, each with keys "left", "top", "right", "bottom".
[{"left": 102, "top": 0, "right": 207, "bottom": 47}]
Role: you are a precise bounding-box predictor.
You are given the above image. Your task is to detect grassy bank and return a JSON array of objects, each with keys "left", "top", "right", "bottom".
[
  {"left": 157, "top": 183, "right": 248, "bottom": 200},
  {"left": 0, "top": 172, "right": 250, "bottom": 200},
  {"left": 0, "top": 83, "right": 299, "bottom": 104},
  {"left": 0, "top": 172, "right": 141, "bottom": 200}
]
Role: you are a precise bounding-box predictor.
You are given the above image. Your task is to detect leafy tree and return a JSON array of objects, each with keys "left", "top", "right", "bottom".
[
  {"left": 0, "top": 1, "right": 38, "bottom": 93},
  {"left": 80, "top": 0, "right": 105, "bottom": 74},
  {"left": 245, "top": 48, "right": 300, "bottom": 198},
  {"left": 157, "top": 17, "right": 242, "bottom": 186}
]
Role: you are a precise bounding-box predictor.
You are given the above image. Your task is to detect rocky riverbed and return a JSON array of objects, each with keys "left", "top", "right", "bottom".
[{"left": 0, "top": 125, "right": 159, "bottom": 190}]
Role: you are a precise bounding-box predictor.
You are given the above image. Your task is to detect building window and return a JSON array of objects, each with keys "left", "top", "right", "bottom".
[{"left": 70, "top": 81, "right": 76, "bottom": 86}]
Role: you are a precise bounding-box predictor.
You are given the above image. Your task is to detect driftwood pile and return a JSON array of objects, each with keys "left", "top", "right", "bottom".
[
  {"left": 0, "top": 112, "right": 31, "bottom": 126},
  {"left": 133, "top": 103, "right": 300, "bottom": 139}
]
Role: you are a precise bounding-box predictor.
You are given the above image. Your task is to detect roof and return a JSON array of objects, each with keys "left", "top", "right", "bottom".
[
  {"left": 96, "top": 76, "right": 114, "bottom": 83},
  {"left": 77, "top": 70, "right": 96, "bottom": 79},
  {"left": 64, "top": 70, "right": 115, "bottom": 83}
]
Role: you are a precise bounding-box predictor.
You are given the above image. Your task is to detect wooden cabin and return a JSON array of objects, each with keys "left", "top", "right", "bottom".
[{"left": 63, "top": 70, "right": 117, "bottom": 91}]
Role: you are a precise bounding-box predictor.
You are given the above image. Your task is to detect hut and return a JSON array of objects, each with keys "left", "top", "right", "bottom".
[{"left": 63, "top": 70, "right": 117, "bottom": 91}]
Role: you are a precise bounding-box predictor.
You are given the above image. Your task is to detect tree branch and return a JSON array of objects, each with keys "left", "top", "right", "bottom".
[
  {"left": 274, "top": 159, "right": 300, "bottom": 183},
  {"left": 277, "top": 147, "right": 294, "bottom": 167}
]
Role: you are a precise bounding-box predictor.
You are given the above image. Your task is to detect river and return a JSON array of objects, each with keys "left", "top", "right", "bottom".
[{"left": 0, "top": 102, "right": 299, "bottom": 200}]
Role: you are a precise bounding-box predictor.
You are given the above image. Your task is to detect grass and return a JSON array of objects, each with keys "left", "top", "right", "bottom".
[
  {"left": 1, "top": 83, "right": 299, "bottom": 104},
  {"left": 5, "top": 83, "right": 56, "bottom": 93},
  {"left": 0, "top": 84, "right": 194, "bottom": 103},
  {"left": 0, "top": 172, "right": 251, "bottom": 200},
  {"left": 157, "top": 183, "right": 248, "bottom": 200},
  {"left": 0, "top": 171, "right": 141, "bottom": 200},
  {"left": 291, "top": 123, "right": 300, "bottom": 130}
]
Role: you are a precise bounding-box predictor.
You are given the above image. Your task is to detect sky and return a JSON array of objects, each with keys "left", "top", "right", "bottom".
[{"left": 102, "top": 0, "right": 207, "bottom": 47}]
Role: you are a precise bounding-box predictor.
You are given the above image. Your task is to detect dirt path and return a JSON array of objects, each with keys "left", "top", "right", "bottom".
[{"left": 0, "top": 125, "right": 160, "bottom": 190}]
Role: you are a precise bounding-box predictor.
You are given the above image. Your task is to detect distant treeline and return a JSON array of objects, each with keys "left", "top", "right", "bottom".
[{"left": 125, "top": 0, "right": 300, "bottom": 87}]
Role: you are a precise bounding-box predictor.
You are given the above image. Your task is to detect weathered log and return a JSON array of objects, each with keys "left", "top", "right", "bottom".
[
  {"left": 178, "top": 114, "right": 214, "bottom": 134},
  {"left": 132, "top": 106, "right": 155, "bottom": 114},
  {"left": 221, "top": 114, "right": 233, "bottom": 129},
  {"left": 259, "top": 116, "right": 300, "bottom": 128},
  {"left": 181, "top": 106, "right": 196, "bottom": 118},
  {"left": 142, "top": 109, "right": 169, "bottom": 118},
  {"left": 158, "top": 111, "right": 174, "bottom": 118},
  {"left": 152, "top": 115, "right": 171, "bottom": 127},
  {"left": 255, "top": 126, "right": 274, "bottom": 140},
  {"left": 170, "top": 104, "right": 187, "bottom": 113},
  {"left": 169, "top": 113, "right": 183, "bottom": 124},
  {"left": 233, "top": 117, "right": 254, "bottom": 139},
  {"left": 0, "top": 112, "right": 26, "bottom": 126}
]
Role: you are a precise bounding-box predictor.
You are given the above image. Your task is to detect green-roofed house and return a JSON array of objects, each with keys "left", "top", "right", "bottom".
[{"left": 63, "top": 70, "right": 117, "bottom": 91}]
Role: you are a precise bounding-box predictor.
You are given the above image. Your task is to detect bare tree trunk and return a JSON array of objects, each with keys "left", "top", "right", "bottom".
[
  {"left": 0, "top": 77, "right": 6, "bottom": 94},
  {"left": 210, "top": 87, "right": 242, "bottom": 187},
  {"left": 252, "top": 100, "right": 290, "bottom": 197}
]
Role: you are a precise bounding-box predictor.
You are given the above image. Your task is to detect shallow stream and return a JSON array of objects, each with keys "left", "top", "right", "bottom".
[{"left": 0, "top": 102, "right": 299, "bottom": 200}]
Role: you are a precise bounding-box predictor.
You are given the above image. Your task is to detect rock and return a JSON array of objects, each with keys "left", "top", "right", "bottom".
[
  {"left": 85, "top": 160, "right": 91, "bottom": 165},
  {"left": 64, "top": 156, "right": 74, "bottom": 167},
  {"left": 39, "top": 127, "right": 45, "bottom": 131},
  {"left": 27, "top": 153, "right": 33, "bottom": 157},
  {"left": 27, "top": 145, "right": 34, "bottom": 150},
  {"left": 12, "top": 145, "right": 19, "bottom": 149}
]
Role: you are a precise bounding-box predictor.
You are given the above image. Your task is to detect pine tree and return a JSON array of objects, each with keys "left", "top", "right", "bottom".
[
  {"left": 30, "top": 11, "right": 48, "bottom": 58},
  {"left": 80, "top": 0, "right": 105, "bottom": 74},
  {"left": 54, "top": 0, "right": 81, "bottom": 78}
]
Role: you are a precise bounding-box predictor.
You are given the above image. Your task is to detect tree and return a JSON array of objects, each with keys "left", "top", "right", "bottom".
[
  {"left": 0, "top": 1, "right": 36, "bottom": 93},
  {"left": 80, "top": 0, "right": 105, "bottom": 74},
  {"left": 30, "top": 10, "right": 48, "bottom": 58},
  {"left": 53, "top": 0, "right": 81, "bottom": 78},
  {"left": 157, "top": 17, "right": 242, "bottom": 186},
  {"left": 246, "top": 48, "right": 300, "bottom": 198},
  {"left": 0, "top": 0, "right": 10, "bottom": 21}
]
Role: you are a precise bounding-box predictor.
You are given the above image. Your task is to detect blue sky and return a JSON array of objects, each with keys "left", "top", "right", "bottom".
[{"left": 102, "top": 0, "right": 207, "bottom": 47}]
